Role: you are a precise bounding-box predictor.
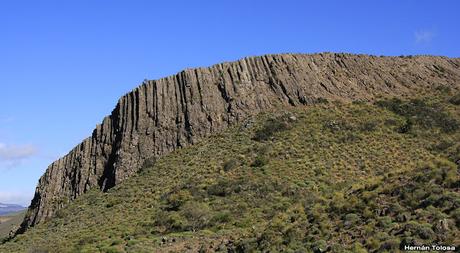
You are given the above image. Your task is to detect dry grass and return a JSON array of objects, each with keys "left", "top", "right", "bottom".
[{"left": 1, "top": 90, "right": 459, "bottom": 252}]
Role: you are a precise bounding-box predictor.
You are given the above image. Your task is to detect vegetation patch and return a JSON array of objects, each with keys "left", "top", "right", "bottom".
[
  {"left": 252, "top": 114, "right": 294, "bottom": 141},
  {"left": 1, "top": 92, "right": 459, "bottom": 252},
  {"left": 376, "top": 98, "right": 459, "bottom": 133},
  {"left": 449, "top": 92, "right": 460, "bottom": 105}
]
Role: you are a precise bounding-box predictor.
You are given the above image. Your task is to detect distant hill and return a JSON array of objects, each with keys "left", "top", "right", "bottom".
[{"left": 0, "top": 204, "right": 25, "bottom": 216}]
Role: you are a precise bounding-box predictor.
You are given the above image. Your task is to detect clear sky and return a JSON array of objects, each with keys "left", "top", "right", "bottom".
[{"left": 0, "top": 0, "right": 459, "bottom": 206}]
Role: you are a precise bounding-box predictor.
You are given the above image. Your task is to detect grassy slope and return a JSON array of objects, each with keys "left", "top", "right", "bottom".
[
  {"left": 1, "top": 89, "right": 459, "bottom": 253},
  {"left": 0, "top": 211, "right": 26, "bottom": 241}
]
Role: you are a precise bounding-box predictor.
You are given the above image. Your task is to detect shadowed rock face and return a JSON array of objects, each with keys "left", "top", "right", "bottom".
[{"left": 18, "top": 53, "right": 460, "bottom": 233}]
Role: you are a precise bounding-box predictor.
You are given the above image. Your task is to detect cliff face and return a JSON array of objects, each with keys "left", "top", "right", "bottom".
[{"left": 19, "top": 53, "right": 460, "bottom": 232}]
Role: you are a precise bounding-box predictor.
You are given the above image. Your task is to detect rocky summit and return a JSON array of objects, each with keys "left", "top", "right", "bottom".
[{"left": 19, "top": 53, "right": 460, "bottom": 235}]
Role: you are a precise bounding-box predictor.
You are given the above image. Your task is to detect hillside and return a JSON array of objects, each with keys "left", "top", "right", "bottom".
[
  {"left": 2, "top": 89, "right": 459, "bottom": 252},
  {"left": 0, "top": 211, "right": 25, "bottom": 241},
  {"left": 18, "top": 53, "right": 460, "bottom": 234}
]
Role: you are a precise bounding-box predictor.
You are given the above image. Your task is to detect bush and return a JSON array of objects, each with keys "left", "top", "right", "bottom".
[
  {"left": 323, "top": 120, "right": 353, "bottom": 132},
  {"left": 223, "top": 159, "right": 239, "bottom": 172},
  {"left": 416, "top": 225, "right": 435, "bottom": 240},
  {"left": 311, "top": 240, "right": 328, "bottom": 252},
  {"left": 379, "top": 238, "right": 400, "bottom": 251},
  {"left": 207, "top": 180, "right": 232, "bottom": 197},
  {"left": 435, "top": 85, "right": 451, "bottom": 94},
  {"left": 253, "top": 116, "right": 292, "bottom": 141},
  {"left": 163, "top": 189, "right": 192, "bottom": 211},
  {"left": 359, "top": 121, "right": 378, "bottom": 132},
  {"left": 449, "top": 93, "right": 460, "bottom": 105},
  {"left": 376, "top": 98, "right": 459, "bottom": 133},
  {"left": 102, "top": 246, "right": 123, "bottom": 253},
  {"left": 316, "top": 97, "right": 329, "bottom": 104},
  {"left": 451, "top": 209, "right": 460, "bottom": 226},
  {"left": 403, "top": 221, "right": 435, "bottom": 240},
  {"left": 251, "top": 156, "right": 269, "bottom": 167},
  {"left": 338, "top": 133, "right": 362, "bottom": 143},
  {"left": 211, "top": 211, "right": 232, "bottom": 224},
  {"left": 439, "top": 118, "right": 459, "bottom": 133},
  {"left": 431, "top": 140, "right": 454, "bottom": 152},
  {"left": 141, "top": 156, "right": 156, "bottom": 170},
  {"left": 181, "top": 202, "right": 212, "bottom": 231},
  {"left": 344, "top": 213, "right": 359, "bottom": 227},
  {"left": 164, "top": 212, "right": 187, "bottom": 231},
  {"left": 390, "top": 118, "right": 410, "bottom": 134},
  {"left": 378, "top": 216, "right": 393, "bottom": 228}
]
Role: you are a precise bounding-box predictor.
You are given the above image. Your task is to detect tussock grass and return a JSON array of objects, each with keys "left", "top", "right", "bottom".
[{"left": 1, "top": 91, "right": 459, "bottom": 252}]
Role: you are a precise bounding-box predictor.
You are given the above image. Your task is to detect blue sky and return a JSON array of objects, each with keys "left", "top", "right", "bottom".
[{"left": 0, "top": 0, "right": 459, "bottom": 206}]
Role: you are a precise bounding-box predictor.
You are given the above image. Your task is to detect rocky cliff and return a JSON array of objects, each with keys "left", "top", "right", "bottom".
[{"left": 19, "top": 53, "right": 460, "bottom": 233}]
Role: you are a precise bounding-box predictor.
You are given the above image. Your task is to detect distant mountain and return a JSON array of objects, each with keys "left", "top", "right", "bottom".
[{"left": 0, "top": 203, "right": 25, "bottom": 216}]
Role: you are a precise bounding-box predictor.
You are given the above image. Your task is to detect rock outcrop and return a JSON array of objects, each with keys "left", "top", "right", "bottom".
[{"left": 19, "top": 53, "right": 460, "bottom": 233}]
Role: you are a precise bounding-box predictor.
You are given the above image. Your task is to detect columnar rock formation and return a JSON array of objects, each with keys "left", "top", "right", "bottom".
[{"left": 19, "top": 53, "right": 460, "bottom": 233}]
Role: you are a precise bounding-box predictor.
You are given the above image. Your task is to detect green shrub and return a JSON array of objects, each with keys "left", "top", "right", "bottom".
[
  {"left": 211, "top": 211, "right": 232, "bottom": 224},
  {"left": 77, "top": 235, "right": 98, "bottom": 246},
  {"left": 141, "top": 156, "right": 157, "bottom": 170},
  {"left": 207, "top": 179, "right": 232, "bottom": 197},
  {"left": 223, "top": 159, "right": 239, "bottom": 172},
  {"left": 359, "top": 120, "right": 378, "bottom": 132},
  {"left": 449, "top": 93, "right": 460, "bottom": 105},
  {"left": 376, "top": 98, "right": 459, "bottom": 133},
  {"left": 105, "top": 199, "right": 121, "bottom": 208},
  {"left": 311, "top": 240, "right": 328, "bottom": 252},
  {"left": 439, "top": 117, "right": 460, "bottom": 133},
  {"left": 316, "top": 97, "right": 329, "bottom": 104},
  {"left": 181, "top": 202, "right": 212, "bottom": 231},
  {"left": 163, "top": 212, "right": 187, "bottom": 231},
  {"left": 435, "top": 85, "right": 451, "bottom": 93},
  {"left": 403, "top": 221, "right": 435, "bottom": 240},
  {"left": 451, "top": 209, "right": 460, "bottom": 226},
  {"left": 379, "top": 238, "right": 400, "bottom": 251},
  {"left": 352, "top": 242, "right": 368, "bottom": 253},
  {"left": 110, "top": 239, "right": 123, "bottom": 246},
  {"left": 397, "top": 119, "right": 413, "bottom": 133},
  {"left": 102, "top": 246, "right": 123, "bottom": 253},
  {"left": 378, "top": 216, "right": 393, "bottom": 228},
  {"left": 344, "top": 213, "right": 359, "bottom": 227},
  {"left": 163, "top": 189, "right": 192, "bottom": 211},
  {"left": 416, "top": 224, "right": 435, "bottom": 240},
  {"left": 338, "top": 133, "right": 362, "bottom": 143},
  {"left": 431, "top": 140, "right": 454, "bottom": 152},
  {"left": 253, "top": 116, "right": 292, "bottom": 141},
  {"left": 323, "top": 120, "right": 353, "bottom": 132},
  {"left": 251, "top": 156, "right": 269, "bottom": 167},
  {"left": 366, "top": 237, "right": 381, "bottom": 251}
]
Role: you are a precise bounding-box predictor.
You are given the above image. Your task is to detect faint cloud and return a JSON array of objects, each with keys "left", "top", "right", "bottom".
[
  {"left": 0, "top": 143, "right": 37, "bottom": 160},
  {"left": 0, "top": 142, "right": 38, "bottom": 169},
  {"left": 0, "top": 191, "right": 32, "bottom": 206},
  {"left": 414, "top": 30, "right": 435, "bottom": 44}
]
